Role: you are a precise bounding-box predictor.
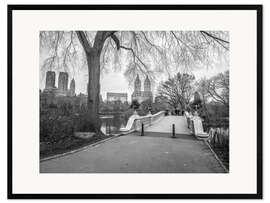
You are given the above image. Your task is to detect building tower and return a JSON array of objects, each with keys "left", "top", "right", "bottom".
[
  {"left": 131, "top": 74, "right": 142, "bottom": 102},
  {"left": 69, "top": 78, "right": 75, "bottom": 96},
  {"left": 134, "top": 74, "right": 141, "bottom": 92},
  {"left": 144, "top": 75, "right": 151, "bottom": 92},
  {"left": 143, "top": 75, "right": 153, "bottom": 102},
  {"left": 45, "top": 71, "right": 56, "bottom": 89},
  {"left": 58, "top": 72, "right": 68, "bottom": 92}
]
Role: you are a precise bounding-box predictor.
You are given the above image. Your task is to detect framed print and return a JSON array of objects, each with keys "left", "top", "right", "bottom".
[{"left": 8, "top": 4, "right": 263, "bottom": 199}]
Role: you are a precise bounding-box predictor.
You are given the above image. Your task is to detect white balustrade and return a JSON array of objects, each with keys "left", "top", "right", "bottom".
[{"left": 120, "top": 111, "right": 165, "bottom": 132}]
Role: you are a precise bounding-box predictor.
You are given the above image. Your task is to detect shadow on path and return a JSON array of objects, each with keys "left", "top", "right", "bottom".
[
  {"left": 133, "top": 132, "right": 196, "bottom": 140},
  {"left": 40, "top": 132, "right": 226, "bottom": 173}
]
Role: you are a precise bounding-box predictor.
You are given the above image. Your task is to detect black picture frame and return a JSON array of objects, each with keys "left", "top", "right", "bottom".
[{"left": 7, "top": 4, "right": 263, "bottom": 199}]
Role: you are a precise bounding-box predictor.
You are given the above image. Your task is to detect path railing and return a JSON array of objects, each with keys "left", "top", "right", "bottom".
[
  {"left": 120, "top": 111, "right": 165, "bottom": 132},
  {"left": 186, "top": 113, "right": 229, "bottom": 142},
  {"left": 205, "top": 127, "right": 229, "bottom": 170},
  {"left": 185, "top": 113, "right": 208, "bottom": 138},
  {"left": 206, "top": 127, "right": 229, "bottom": 147}
]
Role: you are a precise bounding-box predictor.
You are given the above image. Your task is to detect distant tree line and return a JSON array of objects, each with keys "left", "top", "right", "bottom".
[{"left": 156, "top": 71, "right": 229, "bottom": 128}]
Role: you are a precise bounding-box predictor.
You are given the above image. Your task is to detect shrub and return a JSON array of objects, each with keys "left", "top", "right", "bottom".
[
  {"left": 40, "top": 104, "right": 96, "bottom": 144},
  {"left": 130, "top": 100, "right": 140, "bottom": 110}
]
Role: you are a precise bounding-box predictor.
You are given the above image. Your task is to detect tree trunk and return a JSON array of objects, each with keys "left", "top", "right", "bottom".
[
  {"left": 75, "top": 31, "right": 110, "bottom": 133},
  {"left": 86, "top": 50, "right": 101, "bottom": 132}
]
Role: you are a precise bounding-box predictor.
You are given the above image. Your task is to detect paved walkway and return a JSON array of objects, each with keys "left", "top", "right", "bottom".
[
  {"left": 146, "top": 116, "right": 190, "bottom": 134},
  {"left": 40, "top": 133, "right": 226, "bottom": 173}
]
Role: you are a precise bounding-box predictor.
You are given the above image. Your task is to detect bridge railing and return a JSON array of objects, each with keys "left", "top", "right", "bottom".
[
  {"left": 134, "top": 111, "right": 165, "bottom": 131},
  {"left": 120, "top": 111, "right": 165, "bottom": 132},
  {"left": 185, "top": 113, "right": 208, "bottom": 138}
]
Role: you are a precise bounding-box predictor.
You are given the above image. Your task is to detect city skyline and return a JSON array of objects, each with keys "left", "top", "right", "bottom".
[{"left": 40, "top": 65, "right": 229, "bottom": 102}]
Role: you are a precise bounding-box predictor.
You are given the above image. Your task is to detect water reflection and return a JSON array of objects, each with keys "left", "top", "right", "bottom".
[{"left": 100, "top": 113, "right": 128, "bottom": 135}]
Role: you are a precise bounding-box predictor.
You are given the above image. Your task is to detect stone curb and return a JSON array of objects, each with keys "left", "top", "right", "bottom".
[
  {"left": 40, "top": 135, "right": 121, "bottom": 163},
  {"left": 204, "top": 140, "right": 229, "bottom": 173}
]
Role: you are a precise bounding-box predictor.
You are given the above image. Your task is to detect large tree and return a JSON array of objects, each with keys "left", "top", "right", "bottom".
[
  {"left": 40, "top": 31, "right": 229, "bottom": 132},
  {"left": 197, "top": 70, "right": 229, "bottom": 108},
  {"left": 207, "top": 70, "right": 229, "bottom": 107},
  {"left": 157, "top": 73, "right": 195, "bottom": 109}
]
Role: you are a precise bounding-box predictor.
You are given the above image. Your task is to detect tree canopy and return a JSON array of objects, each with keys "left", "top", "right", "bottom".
[
  {"left": 40, "top": 31, "right": 229, "bottom": 85},
  {"left": 197, "top": 70, "right": 229, "bottom": 107},
  {"left": 157, "top": 72, "right": 195, "bottom": 109}
]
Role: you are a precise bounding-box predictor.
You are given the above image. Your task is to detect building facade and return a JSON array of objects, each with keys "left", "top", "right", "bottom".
[
  {"left": 41, "top": 71, "right": 105, "bottom": 109},
  {"left": 45, "top": 71, "right": 56, "bottom": 89},
  {"left": 107, "top": 92, "right": 128, "bottom": 103},
  {"left": 69, "top": 78, "right": 76, "bottom": 96},
  {"left": 131, "top": 74, "right": 153, "bottom": 103},
  {"left": 43, "top": 71, "right": 76, "bottom": 97}
]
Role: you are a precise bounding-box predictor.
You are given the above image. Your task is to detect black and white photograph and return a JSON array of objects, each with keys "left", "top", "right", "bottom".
[
  {"left": 39, "top": 30, "right": 230, "bottom": 173},
  {"left": 7, "top": 5, "right": 262, "bottom": 198}
]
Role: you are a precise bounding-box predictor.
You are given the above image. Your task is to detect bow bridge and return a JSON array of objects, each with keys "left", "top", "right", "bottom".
[{"left": 120, "top": 111, "right": 208, "bottom": 138}]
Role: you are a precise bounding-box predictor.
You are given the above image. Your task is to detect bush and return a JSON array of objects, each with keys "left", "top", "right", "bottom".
[
  {"left": 40, "top": 109, "right": 75, "bottom": 143},
  {"left": 130, "top": 100, "right": 140, "bottom": 110},
  {"left": 206, "top": 127, "right": 229, "bottom": 170},
  {"left": 40, "top": 105, "right": 96, "bottom": 144}
]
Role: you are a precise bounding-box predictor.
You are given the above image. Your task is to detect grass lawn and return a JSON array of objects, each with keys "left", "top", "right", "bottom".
[
  {"left": 211, "top": 146, "right": 229, "bottom": 170},
  {"left": 40, "top": 133, "right": 113, "bottom": 159}
]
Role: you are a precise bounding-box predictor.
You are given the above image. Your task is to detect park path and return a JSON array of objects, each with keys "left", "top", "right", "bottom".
[
  {"left": 146, "top": 116, "right": 191, "bottom": 134},
  {"left": 40, "top": 133, "right": 226, "bottom": 173}
]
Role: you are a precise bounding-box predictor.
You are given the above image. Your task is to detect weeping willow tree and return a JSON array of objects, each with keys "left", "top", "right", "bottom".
[{"left": 40, "top": 31, "right": 229, "bottom": 132}]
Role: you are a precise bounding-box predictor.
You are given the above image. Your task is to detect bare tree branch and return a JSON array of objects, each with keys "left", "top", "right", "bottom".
[
  {"left": 200, "top": 31, "right": 229, "bottom": 44},
  {"left": 120, "top": 45, "right": 148, "bottom": 70},
  {"left": 76, "top": 31, "right": 92, "bottom": 53},
  {"left": 110, "top": 34, "right": 120, "bottom": 50}
]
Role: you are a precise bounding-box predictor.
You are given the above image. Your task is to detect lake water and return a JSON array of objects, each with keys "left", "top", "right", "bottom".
[{"left": 100, "top": 114, "right": 128, "bottom": 135}]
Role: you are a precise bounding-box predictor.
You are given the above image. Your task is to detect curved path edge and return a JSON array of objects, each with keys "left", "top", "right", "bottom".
[
  {"left": 204, "top": 140, "right": 229, "bottom": 173},
  {"left": 40, "top": 135, "right": 122, "bottom": 163}
]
